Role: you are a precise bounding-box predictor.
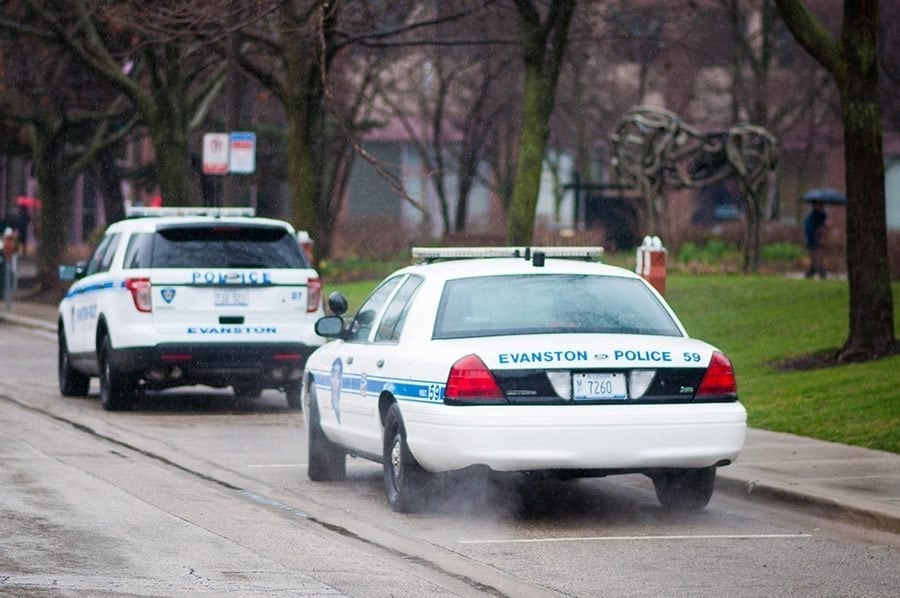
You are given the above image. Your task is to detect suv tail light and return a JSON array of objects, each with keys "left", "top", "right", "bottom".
[
  {"left": 445, "top": 354, "right": 505, "bottom": 403},
  {"left": 125, "top": 277, "right": 152, "bottom": 313},
  {"left": 307, "top": 277, "right": 322, "bottom": 312},
  {"left": 696, "top": 351, "right": 737, "bottom": 398}
]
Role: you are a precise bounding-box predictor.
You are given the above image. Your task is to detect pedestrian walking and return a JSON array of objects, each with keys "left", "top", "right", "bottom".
[{"left": 804, "top": 201, "right": 828, "bottom": 279}]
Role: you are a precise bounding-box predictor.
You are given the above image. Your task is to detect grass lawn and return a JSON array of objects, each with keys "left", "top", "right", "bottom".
[
  {"left": 323, "top": 273, "right": 899, "bottom": 454},
  {"left": 665, "top": 274, "right": 899, "bottom": 454}
]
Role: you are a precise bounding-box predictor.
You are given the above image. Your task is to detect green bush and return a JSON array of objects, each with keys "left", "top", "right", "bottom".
[
  {"left": 762, "top": 241, "right": 805, "bottom": 262},
  {"left": 677, "top": 239, "right": 738, "bottom": 264}
]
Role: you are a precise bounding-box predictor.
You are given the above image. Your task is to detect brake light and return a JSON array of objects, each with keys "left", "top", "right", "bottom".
[
  {"left": 696, "top": 351, "right": 737, "bottom": 397},
  {"left": 125, "top": 278, "right": 152, "bottom": 313},
  {"left": 445, "top": 354, "right": 505, "bottom": 403},
  {"left": 307, "top": 278, "right": 322, "bottom": 312}
]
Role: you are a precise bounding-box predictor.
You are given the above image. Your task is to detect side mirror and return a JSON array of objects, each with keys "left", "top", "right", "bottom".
[
  {"left": 327, "top": 291, "right": 348, "bottom": 316},
  {"left": 315, "top": 315, "right": 346, "bottom": 338},
  {"left": 58, "top": 261, "right": 87, "bottom": 282}
]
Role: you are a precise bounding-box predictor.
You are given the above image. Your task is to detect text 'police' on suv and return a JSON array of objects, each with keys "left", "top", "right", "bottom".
[{"left": 57, "top": 206, "right": 324, "bottom": 411}]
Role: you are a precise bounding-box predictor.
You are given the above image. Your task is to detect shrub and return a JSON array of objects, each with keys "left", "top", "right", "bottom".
[{"left": 762, "top": 242, "right": 805, "bottom": 262}]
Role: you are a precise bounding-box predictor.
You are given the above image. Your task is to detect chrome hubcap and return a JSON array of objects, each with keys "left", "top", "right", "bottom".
[{"left": 391, "top": 438, "right": 402, "bottom": 480}]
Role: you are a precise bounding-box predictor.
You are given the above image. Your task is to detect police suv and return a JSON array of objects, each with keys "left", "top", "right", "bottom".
[
  {"left": 57, "top": 207, "right": 324, "bottom": 410},
  {"left": 302, "top": 247, "right": 747, "bottom": 513}
]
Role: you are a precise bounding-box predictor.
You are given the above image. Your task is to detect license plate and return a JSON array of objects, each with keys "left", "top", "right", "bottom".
[
  {"left": 573, "top": 373, "right": 627, "bottom": 400},
  {"left": 214, "top": 289, "right": 249, "bottom": 306}
]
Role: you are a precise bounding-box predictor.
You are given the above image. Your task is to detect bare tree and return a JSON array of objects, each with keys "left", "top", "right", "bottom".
[
  {"left": 776, "top": 0, "right": 895, "bottom": 360},
  {"left": 14, "top": 0, "right": 226, "bottom": 207},
  {"left": 0, "top": 17, "right": 136, "bottom": 287}
]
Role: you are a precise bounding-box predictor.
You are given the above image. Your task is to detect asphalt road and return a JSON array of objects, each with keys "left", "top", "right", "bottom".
[{"left": 1, "top": 322, "right": 897, "bottom": 597}]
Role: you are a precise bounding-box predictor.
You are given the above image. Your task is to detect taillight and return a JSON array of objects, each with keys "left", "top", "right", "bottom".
[
  {"left": 444, "top": 354, "right": 505, "bottom": 403},
  {"left": 125, "top": 278, "right": 152, "bottom": 313},
  {"left": 696, "top": 351, "right": 737, "bottom": 397},
  {"left": 307, "top": 278, "right": 322, "bottom": 313}
]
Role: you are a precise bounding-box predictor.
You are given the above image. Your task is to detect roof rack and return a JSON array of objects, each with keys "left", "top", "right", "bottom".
[
  {"left": 125, "top": 206, "right": 256, "bottom": 218},
  {"left": 411, "top": 246, "right": 603, "bottom": 263}
]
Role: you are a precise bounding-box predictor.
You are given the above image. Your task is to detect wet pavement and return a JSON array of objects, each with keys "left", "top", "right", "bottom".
[{"left": 2, "top": 277, "right": 897, "bottom": 535}]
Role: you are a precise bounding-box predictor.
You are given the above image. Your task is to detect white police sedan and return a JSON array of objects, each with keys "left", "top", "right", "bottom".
[{"left": 302, "top": 247, "right": 746, "bottom": 512}]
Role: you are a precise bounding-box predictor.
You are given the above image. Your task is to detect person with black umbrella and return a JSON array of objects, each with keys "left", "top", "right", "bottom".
[{"left": 804, "top": 201, "right": 828, "bottom": 278}]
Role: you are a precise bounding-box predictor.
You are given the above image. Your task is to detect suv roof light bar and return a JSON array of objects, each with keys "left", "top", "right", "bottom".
[
  {"left": 411, "top": 246, "right": 604, "bottom": 263},
  {"left": 125, "top": 206, "right": 256, "bottom": 218}
]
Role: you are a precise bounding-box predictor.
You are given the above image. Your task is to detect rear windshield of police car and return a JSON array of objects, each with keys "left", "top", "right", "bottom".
[
  {"left": 122, "top": 224, "right": 310, "bottom": 269},
  {"left": 433, "top": 274, "right": 682, "bottom": 339}
]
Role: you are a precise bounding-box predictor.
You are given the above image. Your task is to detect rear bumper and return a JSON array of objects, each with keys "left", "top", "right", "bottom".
[
  {"left": 402, "top": 401, "right": 747, "bottom": 473},
  {"left": 111, "top": 342, "right": 319, "bottom": 387}
]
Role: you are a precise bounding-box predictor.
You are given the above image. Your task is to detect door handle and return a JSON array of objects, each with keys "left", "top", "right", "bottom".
[
  {"left": 346, "top": 356, "right": 354, "bottom": 365},
  {"left": 376, "top": 359, "right": 385, "bottom": 368}
]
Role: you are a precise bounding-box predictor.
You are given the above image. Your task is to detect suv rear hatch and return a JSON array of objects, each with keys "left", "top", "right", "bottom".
[{"left": 137, "top": 222, "right": 321, "bottom": 340}]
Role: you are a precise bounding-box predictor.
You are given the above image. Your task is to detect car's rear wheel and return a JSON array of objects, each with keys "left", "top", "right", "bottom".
[
  {"left": 651, "top": 467, "right": 716, "bottom": 511},
  {"left": 285, "top": 381, "right": 303, "bottom": 410},
  {"left": 383, "top": 403, "right": 432, "bottom": 512},
  {"left": 99, "top": 336, "right": 134, "bottom": 411},
  {"left": 307, "top": 384, "right": 346, "bottom": 481},
  {"left": 58, "top": 328, "right": 90, "bottom": 397}
]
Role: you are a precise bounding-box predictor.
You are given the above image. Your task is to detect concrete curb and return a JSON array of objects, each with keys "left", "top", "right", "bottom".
[
  {"left": 0, "top": 310, "right": 56, "bottom": 333},
  {"left": 716, "top": 473, "right": 900, "bottom": 535}
]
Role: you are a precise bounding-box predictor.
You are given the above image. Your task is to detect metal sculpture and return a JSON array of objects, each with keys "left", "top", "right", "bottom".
[{"left": 610, "top": 106, "right": 777, "bottom": 271}]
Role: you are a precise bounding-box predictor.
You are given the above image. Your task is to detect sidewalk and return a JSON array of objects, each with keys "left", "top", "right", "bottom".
[{"left": 1, "top": 297, "right": 898, "bottom": 534}]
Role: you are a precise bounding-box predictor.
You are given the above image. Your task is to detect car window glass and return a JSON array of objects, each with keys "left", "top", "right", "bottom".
[
  {"left": 349, "top": 276, "right": 403, "bottom": 343},
  {"left": 151, "top": 224, "right": 308, "bottom": 268},
  {"left": 122, "top": 232, "right": 154, "bottom": 270},
  {"left": 375, "top": 275, "right": 423, "bottom": 343},
  {"left": 85, "top": 233, "right": 119, "bottom": 276},
  {"left": 433, "top": 274, "right": 682, "bottom": 339}
]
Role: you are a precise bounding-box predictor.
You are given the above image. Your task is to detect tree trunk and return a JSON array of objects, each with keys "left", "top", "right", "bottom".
[
  {"left": 505, "top": 0, "right": 576, "bottom": 245},
  {"left": 839, "top": 3, "right": 895, "bottom": 359},
  {"left": 507, "top": 63, "right": 549, "bottom": 245},
  {"left": 149, "top": 115, "right": 195, "bottom": 206},
  {"left": 30, "top": 125, "right": 68, "bottom": 289},
  {"left": 94, "top": 147, "right": 126, "bottom": 224}
]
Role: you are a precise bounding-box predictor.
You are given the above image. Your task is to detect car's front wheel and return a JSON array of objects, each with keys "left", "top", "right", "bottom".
[
  {"left": 651, "top": 467, "right": 716, "bottom": 511},
  {"left": 306, "top": 384, "right": 346, "bottom": 481},
  {"left": 99, "top": 336, "right": 135, "bottom": 411},
  {"left": 383, "top": 403, "right": 432, "bottom": 512},
  {"left": 285, "top": 381, "right": 303, "bottom": 410},
  {"left": 58, "top": 328, "right": 90, "bottom": 397}
]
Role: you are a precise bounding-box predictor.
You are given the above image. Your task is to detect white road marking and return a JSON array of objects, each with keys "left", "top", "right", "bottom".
[
  {"left": 247, "top": 463, "right": 305, "bottom": 469},
  {"left": 459, "top": 533, "right": 812, "bottom": 545}
]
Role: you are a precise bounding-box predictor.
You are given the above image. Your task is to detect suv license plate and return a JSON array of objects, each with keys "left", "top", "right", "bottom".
[
  {"left": 214, "top": 290, "right": 249, "bottom": 306},
  {"left": 573, "top": 373, "right": 627, "bottom": 400}
]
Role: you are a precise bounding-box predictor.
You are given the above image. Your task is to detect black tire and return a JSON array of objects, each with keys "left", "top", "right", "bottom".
[
  {"left": 98, "top": 336, "right": 134, "bottom": 411},
  {"left": 232, "top": 382, "right": 263, "bottom": 398},
  {"left": 285, "top": 381, "right": 303, "bottom": 410},
  {"left": 307, "top": 384, "right": 346, "bottom": 481},
  {"left": 651, "top": 467, "right": 716, "bottom": 511},
  {"left": 58, "top": 328, "right": 90, "bottom": 397},
  {"left": 383, "top": 403, "right": 431, "bottom": 513}
]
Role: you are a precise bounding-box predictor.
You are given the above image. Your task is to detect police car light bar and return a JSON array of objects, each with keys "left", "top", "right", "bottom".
[
  {"left": 125, "top": 206, "right": 256, "bottom": 218},
  {"left": 412, "top": 246, "right": 604, "bottom": 262}
]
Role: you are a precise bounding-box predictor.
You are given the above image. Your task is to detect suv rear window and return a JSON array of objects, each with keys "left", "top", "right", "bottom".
[
  {"left": 122, "top": 224, "right": 309, "bottom": 269},
  {"left": 433, "top": 274, "right": 681, "bottom": 339}
]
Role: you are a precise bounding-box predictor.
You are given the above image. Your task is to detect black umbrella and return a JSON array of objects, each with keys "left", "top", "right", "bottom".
[{"left": 802, "top": 187, "right": 847, "bottom": 204}]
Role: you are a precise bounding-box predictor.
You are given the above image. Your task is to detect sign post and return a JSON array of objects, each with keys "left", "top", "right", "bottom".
[
  {"left": 229, "top": 132, "right": 256, "bottom": 174},
  {"left": 202, "top": 133, "right": 230, "bottom": 175}
]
